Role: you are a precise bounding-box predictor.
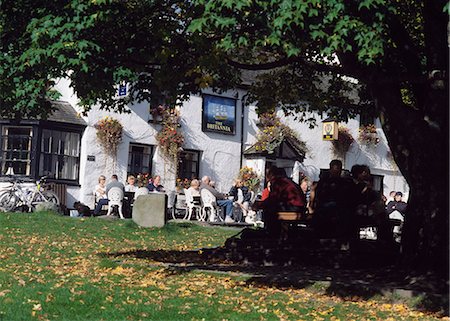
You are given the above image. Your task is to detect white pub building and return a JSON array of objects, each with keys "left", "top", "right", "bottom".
[{"left": 0, "top": 78, "right": 409, "bottom": 210}]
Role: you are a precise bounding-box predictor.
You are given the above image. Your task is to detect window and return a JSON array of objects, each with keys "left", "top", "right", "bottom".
[
  {"left": 360, "top": 111, "right": 376, "bottom": 127},
  {"left": 127, "top": 143, "right": 154, "bottom": 175},
  {"left": 39, "top": 129, "right": 81, "bottom": 180},
  {"left": 178, "top": 150, "right": 200, "bottom": 180},
  {"left": 1, "top": 126, "right": 32, "bottom": 175}
]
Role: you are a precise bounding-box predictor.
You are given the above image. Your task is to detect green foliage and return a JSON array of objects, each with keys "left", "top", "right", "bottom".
[
  {"left": 0, "top": 0, "right": 241, "bottom": 118},
  {"left": 191, "top": 0, "right": 393, "bottom": 65}
]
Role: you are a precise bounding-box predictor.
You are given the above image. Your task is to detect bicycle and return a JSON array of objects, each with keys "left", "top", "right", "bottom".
[{"left": 0, "top": 176, "right": 60, "bottom": 212}]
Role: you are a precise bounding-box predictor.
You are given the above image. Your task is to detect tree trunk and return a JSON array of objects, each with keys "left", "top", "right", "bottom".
[{"left": 370, "top": 78, "right": 448, "bottom": 277}]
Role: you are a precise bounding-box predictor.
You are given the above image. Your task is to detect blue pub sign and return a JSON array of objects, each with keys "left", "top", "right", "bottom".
[{"left": 202, "top": 94, "right": 236, "bottom": 135}]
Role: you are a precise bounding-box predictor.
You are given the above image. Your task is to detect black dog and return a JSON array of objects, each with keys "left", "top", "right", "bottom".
[{"left": 73, "top": 201, "right": 92, "bottom": 217}]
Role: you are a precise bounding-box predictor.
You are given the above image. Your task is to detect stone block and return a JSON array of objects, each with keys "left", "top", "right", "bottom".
[
  {"left": 132, "top": 193, "right": 167, "bottom": 228},
  {"left": 35, "top": 202, "right": 59, "bottom": 213}
]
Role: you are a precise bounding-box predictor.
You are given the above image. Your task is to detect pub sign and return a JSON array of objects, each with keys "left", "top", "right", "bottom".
[
  {"left": 322, "top": 118, "right": 339, "bottom": 141},
  {"left": 202, "top": 94, "right": 236, "bottom": 135}
]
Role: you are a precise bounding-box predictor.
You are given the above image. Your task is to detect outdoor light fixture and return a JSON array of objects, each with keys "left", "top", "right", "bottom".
[{"left": 322, "top": 117, "right": 339, "bottom": 141}]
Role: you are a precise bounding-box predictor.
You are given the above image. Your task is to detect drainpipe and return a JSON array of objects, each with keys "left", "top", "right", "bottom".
[{"left": 239, "top": 93, "right": 249, "bottom": 168}]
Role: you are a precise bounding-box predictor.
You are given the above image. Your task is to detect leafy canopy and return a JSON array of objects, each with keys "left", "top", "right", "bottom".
[
  {"left": 188, "top": 0, "right": 446, "bottom": 124},
  {"left": 0, "top": 0, "right": 240, "bottom": 118}
]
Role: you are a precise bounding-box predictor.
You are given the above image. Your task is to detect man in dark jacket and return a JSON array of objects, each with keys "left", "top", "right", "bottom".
[
  {"left": 386, "top": 192, "right": 407, "bottom": 216},
  {"left": 386, "top": 192, "right": 407, "bottom": 242}
]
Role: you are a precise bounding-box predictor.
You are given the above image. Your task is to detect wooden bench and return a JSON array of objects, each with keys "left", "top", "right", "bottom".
[{"left": 276, "top": 211, "right": 312, "bottom": 239}]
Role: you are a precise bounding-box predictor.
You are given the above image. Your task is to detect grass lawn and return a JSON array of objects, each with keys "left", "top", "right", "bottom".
[{"left": 0, "top": 211, "right": 447, "bottom": 321}]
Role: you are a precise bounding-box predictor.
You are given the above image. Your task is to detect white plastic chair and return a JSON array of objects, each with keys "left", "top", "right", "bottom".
[
  {"left": 107, "top": 187, "right": 124, "bottom": 219},
  {"left": 183, "top": 188, "right": 201, "bottom": 220},
  {"left": 200, "top": 188, "right": 221, "bottom": 222}
]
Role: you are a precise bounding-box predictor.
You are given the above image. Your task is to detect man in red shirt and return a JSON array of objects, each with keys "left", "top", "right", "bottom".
[{"left": 255, "top": 166, "right": 306, "bottom": 236}]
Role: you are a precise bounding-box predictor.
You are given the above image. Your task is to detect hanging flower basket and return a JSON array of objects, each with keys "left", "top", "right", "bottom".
[
  {"left": 332, "top": 126, "right": 354, "bottom": 156},
  {"left": 149, "top": 105, "right": 166, "bottom": 124},
  {"left": 94, "top": 116, "right": 123, "bottom": 155},
  {"left": 254, "top": 112, "right": 309, "bottom": 156},
  {"left": 358, "top": 124, "right": 380, "bottom": 147},
  {"left": 156, "top": 107, "right": 184, "bottom": 161}
]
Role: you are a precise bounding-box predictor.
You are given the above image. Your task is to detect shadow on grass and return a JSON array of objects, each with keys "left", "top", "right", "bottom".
[{"left": 100, "top": 230, "right": 449, "bottom": 317}]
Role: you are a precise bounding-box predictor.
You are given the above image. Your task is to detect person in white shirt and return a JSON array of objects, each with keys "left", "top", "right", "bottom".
[
  {"left": 125, "top": 175, "right": 137, "bottom": 192},
  {"left": 94, "top": 175, "right": 107, "bottom": 201}
]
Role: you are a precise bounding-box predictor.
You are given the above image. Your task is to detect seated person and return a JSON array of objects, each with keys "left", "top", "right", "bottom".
[
  {"left": 228, "top": 178, "right": 252, "bottom": 219},
  {"left": 93, "top": 175, "right": 107, "bottom": 215},
  {"left": 386, "top": 192, "right": 407, "bottom": 217},
  {"left": 133, "top": 174, "right": 149, "bottom": 200},
  {"left": 351, "top": 164, "right": 389, "bottom": 241},
  {"left": 94, "top": 174, "right": 125, "bottom": 215},
  {"left": 310, "top": 159, "right": 355, "bottom": 241},
  {"left": 125, "top": 175, "right": 137, "bottom": 192},
  {"left": 300, "top": 177, "right": 313, "bottom": 214},
  {"left": 94, "top": 175, "right": 107, "bottom": 201},
  {"left": 148, "top": 175, "right": 165, "bottom": 192},
  {"left": 200, "top": 176, "right": 234, "bottom": 223},
  {"left": 254, "top": 166, "right": 306, "bottom": 236},
  {"left": 260, "top": 181, "right": 271, "bottom": 201},
  {"left": 386, "top": 191, "right": 407, "bottom": 240},
  {"left": 187, "top": 179, "right": 201, "bottom": 205},
  {"left": 351, "top": 164, "right": 383, "bottom": 214}
]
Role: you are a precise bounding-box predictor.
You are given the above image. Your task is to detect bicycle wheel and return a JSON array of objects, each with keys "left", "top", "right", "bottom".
[
  {"left": 0, "top": 191, "right": 18, "bottom": 212},
  {"left": 32, "top": 191, "right": 60, "bottom": 207},
  {"left": 41, "top": 191, "right": 59, "bottom": 205}
]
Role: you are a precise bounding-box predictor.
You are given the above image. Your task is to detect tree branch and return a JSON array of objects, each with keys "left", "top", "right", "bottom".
[{"left": 226, "top": 56, "right": 356, "bottom": 77}]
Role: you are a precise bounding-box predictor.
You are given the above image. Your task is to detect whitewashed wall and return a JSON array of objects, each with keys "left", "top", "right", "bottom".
[
  {"left": 242, "top": 104, "right": 409, "bottom": 200},
  {"left": 55, "top": 79, "right": 409, "bottom": 206},
  {"left": 180, "top": 90, "right": 245, "bottom": 193}
]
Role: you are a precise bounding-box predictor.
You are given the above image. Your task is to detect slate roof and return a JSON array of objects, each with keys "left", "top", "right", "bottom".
[
  {"left": 244, "top": 135, "right": 307, "bottom": 161},
  {"left": 47, "top": 100, "right": 86, "bottom": 126}
]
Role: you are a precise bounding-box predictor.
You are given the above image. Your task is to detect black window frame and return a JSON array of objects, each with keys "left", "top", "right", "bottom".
[
  {"left": 177, "top": 149, "right": 201, "bottom": 180},
  {"left": 360, "top": 111, "right": 376, "bottom": 127},
  {"left": 39, "top": 129, "right": 81, "bottom": 181},
  {"left": 0, "top": 121, "right": 85, "bottom": 185},
  {"left": 0, "top": 126, "right": 33, "bottom": 176},
  {"left": 127, "top": 143, "right": 154, "bottom": 176}
]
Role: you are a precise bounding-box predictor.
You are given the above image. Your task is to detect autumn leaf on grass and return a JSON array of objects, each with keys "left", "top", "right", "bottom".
[
  {"left": 31, "top": 303, "right": 42, "bottom": 316},
  {"left": 0, "top": 290, "right": 11, "bottom": 297},
  {"left": 110, "top": 266, "right": 134, "bottom": 276}
]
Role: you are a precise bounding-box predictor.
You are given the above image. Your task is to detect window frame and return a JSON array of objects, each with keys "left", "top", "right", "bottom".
[
  {"left": 0, "top": 121, "right": 85, "bottom": 185},
  {"left": 359, "top": 111, "right": 376, "bottom": 127},
  {"left": 0, "top": 126, "right": 33, "bottom": 176},
  {"left": 177, "top": 149, "right": 201, "bottom": 180},
  {"left": 127, "top": 142, "right": 155, "bottom": 177},
  {"left": 39, "top": 129, "right": 81, "bottom": 181}
]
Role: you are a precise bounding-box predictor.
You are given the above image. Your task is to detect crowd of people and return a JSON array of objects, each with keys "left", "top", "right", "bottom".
[
  {"left": 85, "top": 161, "right": 407, "bottom": 246},
  {"left": 250, "top": 159, "right": 408, "bottom": 246},
  {"left": 92, "top": 173, "right": 166, "bottom": 216}
]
